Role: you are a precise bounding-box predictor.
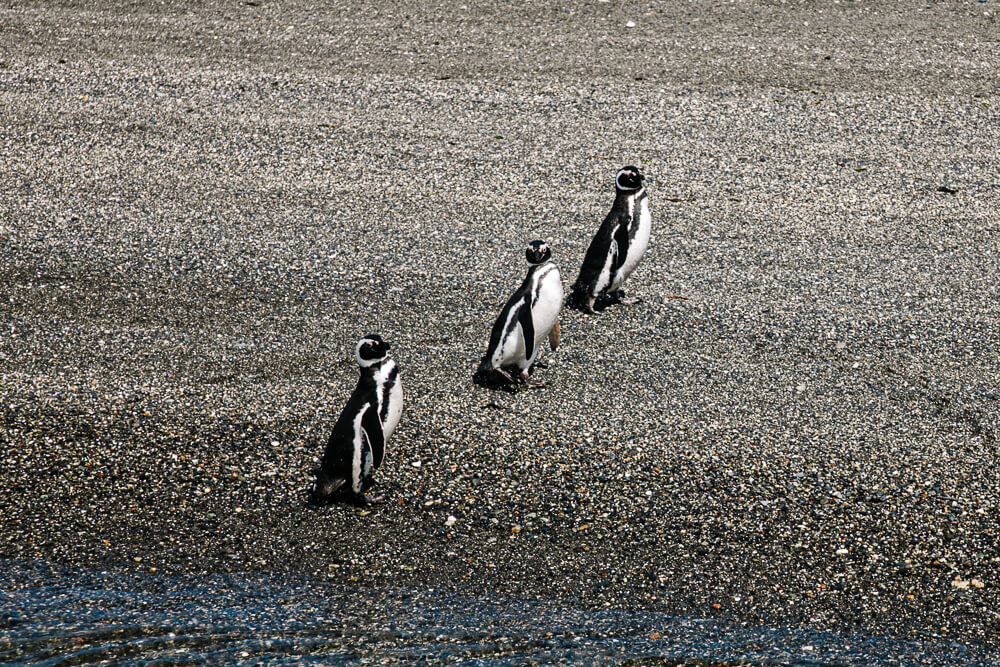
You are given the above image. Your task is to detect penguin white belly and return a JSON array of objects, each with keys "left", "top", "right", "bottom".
[
  {"left": 373, "top": 361, "right": 403, "bottom": 442},
  {"left": 493, "top": 307, "right": 526, "bottom": 368},
  {"left": 616, "top": 197, "right": 651, "bottom": 285},
  {"left": 529, "top": 266, "right": 563, "bottom": 360},
  {"left": 382, "top": 379, "right": 403, "bottom": 442}
]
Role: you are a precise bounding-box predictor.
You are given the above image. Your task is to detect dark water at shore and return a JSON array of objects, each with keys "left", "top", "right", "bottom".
[{"left": 0, "top": 561, "right": 991, "bottom": 665}]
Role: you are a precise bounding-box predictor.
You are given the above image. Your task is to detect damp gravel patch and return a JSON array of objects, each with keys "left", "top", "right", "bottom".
[{"left": 2, "top": 560, "right": 996, "bottom": 665}]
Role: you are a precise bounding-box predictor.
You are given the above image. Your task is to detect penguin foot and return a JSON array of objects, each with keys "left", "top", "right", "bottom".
[
  {"left": 520, "top": 370, "right": 546, "bottom": 389},
  {"left": 363, "top": 494, "right": 387, "bottom": 506},
  {"left": 605, "top": 290, "right": 641, "bottom": 306},
  {"left": 495, "top": 368, "right": 517, "bottom": 383},
  {"left": 566, "top": 293, "right": 598, "bottom": 314},
  {"left": 308, "top": 475, "right": 348, "bottom": 507},
  {"left": 473, "top": 366, "right": 520, "bottom": 391}
]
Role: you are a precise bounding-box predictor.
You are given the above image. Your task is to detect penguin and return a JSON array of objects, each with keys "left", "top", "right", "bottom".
[
  {"left": 474, "top": 240, "right": 563, "bottom": 389},
  {"left": 310, "top": 334, "right": 403, "bottom": 506},
  {"left": 567, "top": 165, "right": 651, "bottom": 314}
]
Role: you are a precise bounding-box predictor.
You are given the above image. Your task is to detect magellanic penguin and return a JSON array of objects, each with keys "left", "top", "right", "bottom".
[
  {"left": 566, "top": 165, "right": 650, "bottom": 314},
  {"left": 311, "top": 334, "right": 403, "bottom": 506},
  {"left": 474, "top": 240, "right": 563, "bottom": 389}
]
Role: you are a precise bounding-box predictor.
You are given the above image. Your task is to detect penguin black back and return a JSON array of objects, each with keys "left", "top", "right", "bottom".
[
  {"left": 474, "top": 240, "right": 563, "bottom": 388},
  {"left": 311, "top": 334, "right": 396, "bottom": 506},
  {"left": 475, "top": 266, "right": 540, "bottom": 380},
  {"left": 567, "top": 166, "right": 649, "bottom": 313}
]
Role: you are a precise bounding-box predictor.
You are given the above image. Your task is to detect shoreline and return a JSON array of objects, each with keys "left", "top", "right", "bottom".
[{"left": 4, "top": 558, "right": 997, "bottom": 664}]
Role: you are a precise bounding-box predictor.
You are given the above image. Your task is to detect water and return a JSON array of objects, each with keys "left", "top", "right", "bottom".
[{"left": 0, "top": 560, "right": 992, "bottom": 665}]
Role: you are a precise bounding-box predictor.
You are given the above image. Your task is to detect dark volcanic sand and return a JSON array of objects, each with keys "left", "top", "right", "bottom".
[{"left": 2, "top": 0, "right": 999, "bottom": 656}]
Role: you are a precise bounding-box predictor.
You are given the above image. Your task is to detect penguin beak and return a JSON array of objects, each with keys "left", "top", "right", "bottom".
[{"left": 384, "top": 341, "right": 393, "bottom": 350}]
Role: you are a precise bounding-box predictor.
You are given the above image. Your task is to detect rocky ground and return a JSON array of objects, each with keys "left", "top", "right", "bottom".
[{"left": 1, "top": 0, "right": 999, "bottom": 656}]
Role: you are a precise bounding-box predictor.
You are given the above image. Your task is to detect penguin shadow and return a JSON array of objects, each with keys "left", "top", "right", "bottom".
[
  {"left": 303, "top": 473, "right": 402, "bottom": 510},
  {"left": 472, "top": 358, "right": 553, "bottom": 393},
  {"left": 571, "top": 290, "right": 641, "bottom": 314}
]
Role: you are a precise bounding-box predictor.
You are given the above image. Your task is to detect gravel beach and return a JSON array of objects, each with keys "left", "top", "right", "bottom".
[{"left": 2, "top": 0, "right": 999, "bottom": 656}]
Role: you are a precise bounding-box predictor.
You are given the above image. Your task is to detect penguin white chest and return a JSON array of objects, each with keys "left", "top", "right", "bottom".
[
  {"left": 382, "top": 379, "right": 403, "bottom": 441},
  {"left": 529, "top": 264, "right": 563, "bottom": 356},
  {"left": 375, "top": 362, "right": 403, "bottom": 442},
  {"left": 615, "top": 193, "right": 651, "bottom": 286}
]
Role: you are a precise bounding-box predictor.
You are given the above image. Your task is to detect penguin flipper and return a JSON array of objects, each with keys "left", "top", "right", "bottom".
[
  {"left": 517, "top": 296, "right": 535, "bottom": 363},
  {"left": 362, "top": 402, "right": 386, "bottom": 470},
  {"left": 548, "top": 319, "right": 560, "bottom": 351},
  {"left": 611, "top": 217, "right": 631, "bottom": 277},
  {"left": 570, "top": 208, "right": 623, "bottom": 303}
]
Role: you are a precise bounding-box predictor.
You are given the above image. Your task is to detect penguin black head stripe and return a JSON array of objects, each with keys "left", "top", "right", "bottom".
[
  {"left": 356, "top": 334, "right": 390, "bottom": 367},
  {"left": 525, "top": 240, "right": 552, "bottom": 265},
  {"left": 615, "top": 166, "right": 645, "bottom": 192}
]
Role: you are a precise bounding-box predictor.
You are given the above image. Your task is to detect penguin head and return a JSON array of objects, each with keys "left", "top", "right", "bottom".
[
  {"left": 355, "top": 334, "right": 391, "bottom": 367},
  {"left": 615, "top": 165, "right": 645, "bottom": 192},
  {"left": 525, "top": 240, "right": 552, "bottom": 265}
]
